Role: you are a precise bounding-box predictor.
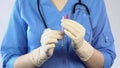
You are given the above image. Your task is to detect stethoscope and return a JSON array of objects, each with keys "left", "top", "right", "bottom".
[{"left": 37, "top": 0, "right": 93, "bottom": 43}]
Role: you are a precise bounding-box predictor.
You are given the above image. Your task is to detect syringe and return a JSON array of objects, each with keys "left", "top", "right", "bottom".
[{"left": 61, "top": 14, "right": 68, "bottom": 46}]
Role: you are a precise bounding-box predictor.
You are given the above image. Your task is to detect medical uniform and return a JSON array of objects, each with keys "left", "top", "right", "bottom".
[{"left": 1, "top": 0, "right": 116, "bottom": 68}]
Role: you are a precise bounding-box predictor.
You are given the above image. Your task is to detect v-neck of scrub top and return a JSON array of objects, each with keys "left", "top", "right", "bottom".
[
  {"left": 49, "top": 0, "right": 70, "bottom": 14},
  {"left": 39, "top": 0, "right": 78, "bottom": 29},
  {"left": 40, "top": 0, "right": 73, "bottom": 15}
]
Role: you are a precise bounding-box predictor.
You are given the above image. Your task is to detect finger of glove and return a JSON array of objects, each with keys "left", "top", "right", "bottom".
[
  {"left": 46, "top": 44, "right": 55, "bottom": 57},
  {"left": 62, "top": 19, "right": 84, "bottom": 31},
  {"left": 64, "top": 29, "right": 75, "bottom": 40},
  {"left": 40, "top": 44, "right": 55, "bottom": 58},
  {"left": 44, "top": 38, "right": 58, "bottom": 45},
  {"left": 43, "top": 29, "right": 62, "bottom": 36},
  {"left": 41, "top": 29, "right": 63, "bottom": 43},
  {"left": 41, "top": 34, "right": 62, "bottom": 45},
  {"left": 64, "top": 29, "right": 83, "bottom": 43},
  {"left": 42, "top": 32, "right": 63, "bottom": 41},
  {"left": 62, "top": 20, "right": 86, "bottom": 38},
  {"left": 62, "top": 19, "right": 85, "bottom": 33},
  {"left": 61, "top": 22, "right": 78, "bottom": 37}
]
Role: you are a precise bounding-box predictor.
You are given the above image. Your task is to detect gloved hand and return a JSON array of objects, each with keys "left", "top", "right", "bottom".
[
  {"left": 30, "top": 28, "right": 63, "bottom": 66},
  {"left": 61, "top": 19, "right": 94, "bottom": 61}
]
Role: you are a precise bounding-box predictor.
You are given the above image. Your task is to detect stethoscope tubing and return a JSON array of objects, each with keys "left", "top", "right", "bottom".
[{"left": 37, "top": 0, "right": 93, "bottom": 43}]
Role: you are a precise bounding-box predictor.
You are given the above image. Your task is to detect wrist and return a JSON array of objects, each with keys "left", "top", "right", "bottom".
[
  {"left": 74, "top": 40, "right": 94, "bottom": 61},
  {"left": 29, "top": 47, "right": 48, "bottom": 67}
]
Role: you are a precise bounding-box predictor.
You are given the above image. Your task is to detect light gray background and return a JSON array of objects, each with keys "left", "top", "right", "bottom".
[{"left": 0, "top": 0, "right": 120, "bottom": 68}]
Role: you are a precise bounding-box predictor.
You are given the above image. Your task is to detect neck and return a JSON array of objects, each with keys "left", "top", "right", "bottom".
[{"left": 51, "top": 0, "right": 68, "bottom": 11}]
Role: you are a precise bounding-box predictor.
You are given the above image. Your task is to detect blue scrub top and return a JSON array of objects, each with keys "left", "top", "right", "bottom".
[{"left": 1, "top": 0, "right": 116, "bottom": 68}]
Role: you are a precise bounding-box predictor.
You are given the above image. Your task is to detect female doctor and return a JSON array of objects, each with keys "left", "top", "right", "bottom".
[{"left": 1, "top": 0, "right": 116, "bottom": 68}]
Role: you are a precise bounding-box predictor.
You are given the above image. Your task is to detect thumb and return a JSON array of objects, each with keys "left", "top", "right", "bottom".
[{"left": 47, "top": 44, "right": 55, "bottom": 57}]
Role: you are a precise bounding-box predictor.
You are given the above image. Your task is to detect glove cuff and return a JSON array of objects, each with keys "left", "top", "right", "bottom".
[
  {"left": 29, "top": 47, "right": 48, "bottom": 67},
  {"left": 75, "top": 40, "right": 94, "bottom": 61}
]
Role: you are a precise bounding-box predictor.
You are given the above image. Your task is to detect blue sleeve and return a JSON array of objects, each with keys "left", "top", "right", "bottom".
[
  {"left": 91, "top": 0, "right": 116, "bottom": 68},
  {"left": 1, "top": 0, "right": 28, "bottom": 68}
]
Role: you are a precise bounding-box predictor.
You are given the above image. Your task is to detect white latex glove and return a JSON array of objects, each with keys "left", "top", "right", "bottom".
[
  {"left": 61, "top": 19, "right": 85, "bottom": 49},
  {"left": 30, "top": 28, "right": 63, "bottom": 66},
  {"left": 61, "top": 19, "right": 94, "bottom": 61}
]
